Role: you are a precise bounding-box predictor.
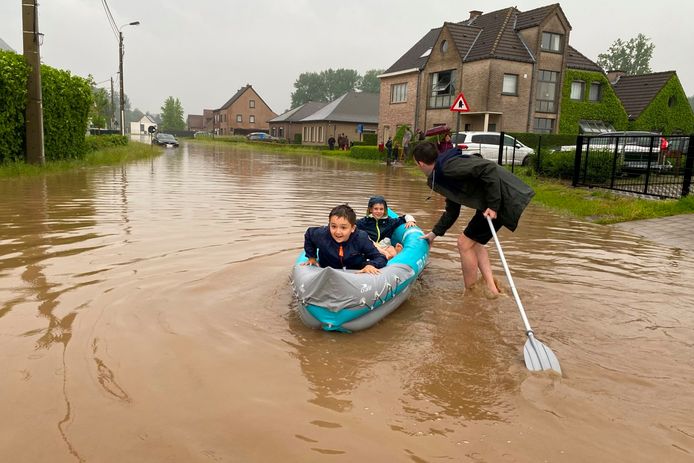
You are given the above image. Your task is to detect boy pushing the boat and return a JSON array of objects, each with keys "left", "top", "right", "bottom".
[{"left": 412, "top": 142, "right": 534, "bottom": 295}]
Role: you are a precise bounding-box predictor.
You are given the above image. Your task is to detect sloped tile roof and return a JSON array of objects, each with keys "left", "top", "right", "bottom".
[
  {"left": 300, "top": 92, "right": 379, "bottom": 123},
  {"left": 384, "top": 27, "right": 441, "bottom": 74},
  {"left": 445, "top": 22, "right": 482, "bottom": 60},
  {"left": 566, "top": 45, "right": 602, "bottom": 72},
  {"left": 612, "top": 71, "right": 675, "bottom": 118},
  {"left": 515, "top": 3, "right": 563, "bottom": 30},
  {"left": 270, "top": 101, "right": 328, "bottom": 122},
  {"left": 463, "top": 7, "right": 534, "bottom": 63}
]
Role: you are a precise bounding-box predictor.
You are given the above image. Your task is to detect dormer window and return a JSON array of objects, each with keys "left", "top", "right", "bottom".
[
  {"left": 420, "top": 47, "right": 432, "bottom": 58},
  {"left": 541, "top": 32, "right": 563, "bottom": 52}
]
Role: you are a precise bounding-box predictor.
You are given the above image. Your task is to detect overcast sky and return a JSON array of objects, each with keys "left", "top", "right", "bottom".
[{"left": 1, "top": 0, "right": 691, "bottom": 117}]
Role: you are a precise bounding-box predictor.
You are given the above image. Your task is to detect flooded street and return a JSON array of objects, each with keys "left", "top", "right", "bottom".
[{"left": 1, "top": 142, "right": 693, "bottom": 462}]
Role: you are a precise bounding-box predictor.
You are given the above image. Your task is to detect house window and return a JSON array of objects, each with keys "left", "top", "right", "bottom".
[
  {"left": 668, "top": 95, "right": 676, "bottom": 107},
  {"left": 319, "top": 126, "right": 324, "bottom": 142},
  {"left": 570, "top": 81, "right": 585, "bottom": 100},
  {"left": 440, "top": 40, "right": 448, "bottom": 53},
  {"left": 535, "top": 70, "right": 559, "bottom": 113},
  {"left": 589, "top": 82, "right": 602, "bottom": 101},
  {"left": 391, "top": 83, "right": 407, "bottom": 103},
  {"left": 429, "top": 70, "right": 456, "bottom": 108},
  {"left": 541, "top": 32, "right": 562, "bottom": 52},
  {"left": 279, "top": 127, "right": 284, "bottom": 138},
  {"left": 502, "top": 74, "right": 518, "bottom": 95},
  {"left": 236, "top": 114, "right": 242, "bottom": 123},
  {"left": 249, "top": 100, "right": 255, "bottom": 108},
  {"left": 534, "top": 117, "right": 555, "bottom": 133},
  {"left": 271, "top": 127, "right": 276, "bottom": 136},
  {"left": 249, "top": 115, "right": 255, "bottom": 123}
]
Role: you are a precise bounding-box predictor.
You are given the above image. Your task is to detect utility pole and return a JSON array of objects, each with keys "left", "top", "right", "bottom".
[
  {"left": 118, "top": 21, "right": 140, "bottom": 136},
  {"left": 110, "top": 76, "right": 115, "bottom": 130},
  {"left": 22, "top": 0, "right": 45, "bottom": 165}
]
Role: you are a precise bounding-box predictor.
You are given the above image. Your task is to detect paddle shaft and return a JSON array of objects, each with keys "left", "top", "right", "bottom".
[{"left": 486, "top": 216, "right": 534, "bottom": 335}]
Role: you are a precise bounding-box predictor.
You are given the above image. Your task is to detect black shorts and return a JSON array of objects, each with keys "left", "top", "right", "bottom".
[{"left": 463, "top": 210, "right": 503, "bottom": 245}]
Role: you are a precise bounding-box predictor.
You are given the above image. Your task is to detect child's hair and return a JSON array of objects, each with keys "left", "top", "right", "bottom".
[
  {"left": 329, "top": 204, "right": 357, "bottom": 226},
  {"left": 366, "top": 195, "right": 388, "bottom": 215},
  {"left": 412, "top": 141, "right": 439, "bottom": 164}
]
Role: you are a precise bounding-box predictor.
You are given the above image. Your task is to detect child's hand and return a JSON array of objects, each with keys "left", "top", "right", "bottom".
[
  {"left": 359, "top": 265, "right": 380, "bottom": 275},
  {"left": 302, "top": 258, "right": 318, "bottom": 266},
  {"left": 405, "top": 220, "right": 416, "bottom": 228}
]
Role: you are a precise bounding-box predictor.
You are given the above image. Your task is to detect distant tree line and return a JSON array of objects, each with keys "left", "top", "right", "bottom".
[{"left": 290, "top": 68, "right": 383, "bottom": 108}]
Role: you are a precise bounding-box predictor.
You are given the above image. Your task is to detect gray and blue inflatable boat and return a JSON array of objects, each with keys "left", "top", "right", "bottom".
[{"left": 292, "top": 210, "right": 429, "bottom": 332}]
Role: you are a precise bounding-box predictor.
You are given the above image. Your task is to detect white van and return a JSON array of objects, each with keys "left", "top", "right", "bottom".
[{"left": 451, "top": 131, "right": 534, "bottom": 165}]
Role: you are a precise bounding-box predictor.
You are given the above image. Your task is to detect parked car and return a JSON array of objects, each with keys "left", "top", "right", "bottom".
[
  {"left": 450, "top": 131, "right": 534, "bottom": 165},
  {"left": 193, "top": 131, "right": 211, "bottom": 138},
  {"left": 246, "top": 132, "right": 275, "bottom": 141},
  {"left": 560, "top": 131, "right": 670, "bottom": 172},
  {"left": 152, "top": 133, "right": 179, "bottom": 147}
]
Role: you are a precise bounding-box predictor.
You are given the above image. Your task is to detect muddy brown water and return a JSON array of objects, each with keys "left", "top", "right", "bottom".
[{"left": 1, "top": 142, "right": 692, "bottom": 462}]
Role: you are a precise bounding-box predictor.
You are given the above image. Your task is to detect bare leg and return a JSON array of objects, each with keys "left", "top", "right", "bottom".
[
  {"left": 474, "top": 243, "right": 499, "bottom": 294},
  {"left": 457, "top": 234, "right": 481, "bottom": 289}
]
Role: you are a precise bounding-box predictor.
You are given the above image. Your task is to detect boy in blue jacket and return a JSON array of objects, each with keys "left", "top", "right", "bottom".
[{"left": 303, "top": 204, "right": 387, "bottom": 274}]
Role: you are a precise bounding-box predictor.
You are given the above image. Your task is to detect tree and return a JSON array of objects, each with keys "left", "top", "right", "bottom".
[
  {"left": 322, "top": 68, "right": 360, "bottom": 101},
  {"left": 290, "top": 68, "right": 361, "bottom": 108},
  {"left": 160, "top": 96, "right": 185, "bottom": 131},
  {"left": 597, "top": 33, "right": 654, "bottom": 75},
  {"left": 359, "top": 69, "right": 384, "bottom": 94},
  {"left": 291, "top": 72, "right": 327, "bottom": 108}
]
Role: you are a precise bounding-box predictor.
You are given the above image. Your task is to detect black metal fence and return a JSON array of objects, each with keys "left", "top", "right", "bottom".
[{"left": 570, "top": 134, "right": 694, "bottom": 199}]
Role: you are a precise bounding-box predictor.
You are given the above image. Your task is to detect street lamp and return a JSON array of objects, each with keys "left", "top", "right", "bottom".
[{"left": 119, "top": 21, "right": 140, "bottom": 136}]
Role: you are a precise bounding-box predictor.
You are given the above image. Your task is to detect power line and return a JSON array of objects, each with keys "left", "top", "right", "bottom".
[{"left": 100, "top": 0, "right": 119, "bottom": 40}]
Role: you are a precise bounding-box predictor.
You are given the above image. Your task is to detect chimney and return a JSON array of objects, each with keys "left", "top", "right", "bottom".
[
  {"left": 607, "top": 70, "right": 625, "bottom": 84},
  {"left": 469, "top": 10, "right": 483, "bottom": 20}
]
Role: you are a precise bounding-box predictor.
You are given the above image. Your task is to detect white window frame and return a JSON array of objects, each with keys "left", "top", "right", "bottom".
[
  {"left": 390, "top": 83, "right": 407, "bottom": 103},
  {"left": 502, "top": 74, "right": 518, "bottom": 95},
  {"left": 249, "top": 115, "right": 255, "bottom": 123},
  {"left": 236, "top": 114, "right": 242, "bottom": 123},
  {"left": 541, "top": 32, "right": 562, "bottom": 52},
  {"left": 589, "top": 82, "right": 602, "bottom": 101},
  {"left": 570, "top": 81, "right": 585, "bottom": 100},
  {"left": 249, "top": 100, "right": 255, "bottom": 108}
]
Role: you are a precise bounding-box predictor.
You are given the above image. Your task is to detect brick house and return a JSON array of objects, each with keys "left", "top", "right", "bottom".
[
  {"left": 299, "top": 92, "right": 379, "bottom": 146},
  {"left": 268, "top": 101, "right": 328, "bottom": 142},
  {"left": 379, "top": 4, "right": 694, "bottom": 139},
  {"left": 207, "top": 85, "right": 277, "bottom": 136},
  {"left": 186, "top": 114, "right": 204, "bottom": 131}
]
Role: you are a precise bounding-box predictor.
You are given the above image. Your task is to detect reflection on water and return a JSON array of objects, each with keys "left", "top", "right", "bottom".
[{"left": 1, "top": 142, "right": 693, "bottom": 462}]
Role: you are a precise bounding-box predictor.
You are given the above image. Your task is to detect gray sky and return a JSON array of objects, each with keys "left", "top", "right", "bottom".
[{"left": 1, "top": 0, "right": 691, "bottom": 117}]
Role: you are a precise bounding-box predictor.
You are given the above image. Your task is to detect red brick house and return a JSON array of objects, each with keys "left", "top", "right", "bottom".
[{"left": 207, "top": 85, "right": 277, "bottom": 136}]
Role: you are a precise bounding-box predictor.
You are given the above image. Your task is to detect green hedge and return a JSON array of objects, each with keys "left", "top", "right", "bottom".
[
  {"left": 0, "top": 50, "right": 93, "bottom": 163},
  {"left": 362, "top": 132, "right": 377, "bottom": 145},
  {"left": 84, "top": 134, "right": 128, "bottom": 152},
  {"left": 508, "top": 132, "right": 579, "bottom": 151},
  {"left": 41, "top": 65, "right": 93, "bottom": 160},
  {"left": 349, "top": 145, "right": 384, "bottom": 160},
  {"left": 534, "top": 149, "right": 622, "bottom": 183},
  {"left": 0, "top": 51, "right": 30, "bottom": 162}
]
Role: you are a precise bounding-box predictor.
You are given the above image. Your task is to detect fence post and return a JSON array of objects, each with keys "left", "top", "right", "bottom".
[
  {"left": 572, "top": 135, "right": 584, "bottom": 187},
  {"left": 498, "top": 131, "right": 505, "bottom": 165},
  {"left": 681, "top": 135, "right": 694, "bottom": 196}
]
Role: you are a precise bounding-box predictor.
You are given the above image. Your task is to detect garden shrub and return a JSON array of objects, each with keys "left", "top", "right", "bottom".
[
  {"left": 83, "top": 134, "right": 128, "bottom": 152},
  {"left": 349, "top": 146, "right": 383, "bottom": 160},
  {"left": 0, "top": 50, "right": 29, "bottom": 163}
]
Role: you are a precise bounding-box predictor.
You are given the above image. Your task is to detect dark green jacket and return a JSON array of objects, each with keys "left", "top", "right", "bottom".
[{"left": 428, "top": 150, "right": 535, "bottom": 236}]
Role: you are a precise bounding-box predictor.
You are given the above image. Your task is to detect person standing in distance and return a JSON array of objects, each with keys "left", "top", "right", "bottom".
[{"left": 412, "top": 141, "right": 535, "bottom": 295}]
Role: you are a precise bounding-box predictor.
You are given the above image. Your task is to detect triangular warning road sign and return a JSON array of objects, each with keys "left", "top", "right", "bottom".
[{"left": 450, "top": 93, "right": 470, "bottom": 112}]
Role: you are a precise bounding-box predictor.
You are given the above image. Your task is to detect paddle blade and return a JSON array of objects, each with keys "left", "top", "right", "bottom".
[{"left": 523, "top": 336, "right": 562, "bottom": 374}]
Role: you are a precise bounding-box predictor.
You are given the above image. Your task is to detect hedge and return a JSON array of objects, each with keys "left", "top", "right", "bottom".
[
  {"left": 83, "top": 134, "right": 128, "bottom": 152},
  {"left": 0, "top": 51, "right": 30, "bottom": 162},
  {"left": 0, "top": 50, "right": 93, "bottom": 163}
]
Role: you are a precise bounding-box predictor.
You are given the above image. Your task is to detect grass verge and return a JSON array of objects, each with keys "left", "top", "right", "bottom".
[
  {"left": 0, "top": 142, "right": 162, "bottom": 178},
  {"left": 516, "top": 171, "right": 694, "bottom": 224}
]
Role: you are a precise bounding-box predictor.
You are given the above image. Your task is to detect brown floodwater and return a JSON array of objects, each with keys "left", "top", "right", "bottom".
[{"left": 1, "top": 142, "right": 692, "bottom": 462}]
